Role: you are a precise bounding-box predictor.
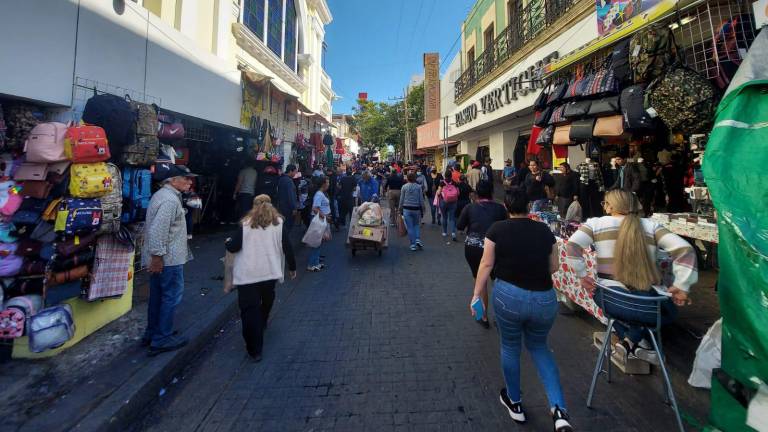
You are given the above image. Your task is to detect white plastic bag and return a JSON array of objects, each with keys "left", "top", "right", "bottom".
[
  {"left": 565, "top": 200, "right": 582, "bottom": 222},
  {"left": 302, "top": 214, "right": 327, "bottom": 248},
  {"left": 688, "top": 318, "right": 722, "bottom": 389}
]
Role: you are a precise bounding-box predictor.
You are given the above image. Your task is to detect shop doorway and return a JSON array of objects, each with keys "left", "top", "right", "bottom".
[{"left": 513, "top": 134, "right": 528, "bottom": 170}]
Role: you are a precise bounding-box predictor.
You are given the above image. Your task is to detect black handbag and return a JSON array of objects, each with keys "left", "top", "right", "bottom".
[
  {"left": 588, "top": 95, "right": 621, "bottom": 117},
  {"left": 569, "top": 118, "right": 596, "bottom": 142},
  {"left": 533, "top": 84, "right": 550, "bottom": 111},
  {"left": 546, "top": 81, "right": 568, "bottom": 104},
  {"left": 536, "top": 125, "right": 554, "bottom": 145},
  {"left": 563, "top": 100, "right": 592, "bottom": 119},
  {"left": 534, "top": 106, "right": 554, "bottom": 127}
]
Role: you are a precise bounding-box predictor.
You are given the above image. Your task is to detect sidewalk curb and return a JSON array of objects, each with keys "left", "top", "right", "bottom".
[{"left": 68, "top": 293, "right": 237, "bottom": 432}]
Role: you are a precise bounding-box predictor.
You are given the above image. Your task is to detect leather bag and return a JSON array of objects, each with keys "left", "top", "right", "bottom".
[
  {"left": 533, "top": 107, "right": 554, "bottom": 127},
  {"left": 553, "top": 125, "right": 573, "bottom": 145},
  {"left": 21, "top": 180, "right": 53, "bottom": 199},
  {"left": 46, "top": 265, "right": 89, "bottom": 287},
  {"left": 546, "top": 81, "right": 568, "bottom": 104},
  {"left": 593, "top": 115, "right": 625, "bottom": 137},
  {"left": 50, "top": 249, "right": 95, "bottom": 272},
  {"left": 588, "top": 95, "right": 621, "bottom": 117},
  {"left": 563, "top": 100, "right": 592, "bottom": 119},
  {"left": 569, "top": 118, "right": 596, "bottom": 142},
  {"left": 14, "top": 163, "right": 49, "bottom": 181},
  {"left": 56, "top": 232, "right": 97, "bottom": 257},
  {"left": 536, "top": 125, "right": 554, "bottom": 146},
  {"left": 24, "top": 122, "right": 68, "bottom": 163}
]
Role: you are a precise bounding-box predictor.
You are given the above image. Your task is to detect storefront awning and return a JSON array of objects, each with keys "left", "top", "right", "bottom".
[
  {"left": 242, "top": 70, "right": 301, "bottom": 99},
  {"left": 544, "top": 0, "right": 681, "bottom": 75}
]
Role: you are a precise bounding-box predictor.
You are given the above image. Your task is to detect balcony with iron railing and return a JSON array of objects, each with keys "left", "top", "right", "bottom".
[{"left": 454, "top": 0, "right": 579, "bottom": 102}]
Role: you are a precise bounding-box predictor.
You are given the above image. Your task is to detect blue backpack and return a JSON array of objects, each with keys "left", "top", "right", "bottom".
[{"left": 121, "top": 167, "right": 152, "bottom": 223}]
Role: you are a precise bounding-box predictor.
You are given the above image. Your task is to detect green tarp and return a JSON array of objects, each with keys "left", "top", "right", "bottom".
[{"left": 701, "top": 29, "right": 768, "bottom": 432}]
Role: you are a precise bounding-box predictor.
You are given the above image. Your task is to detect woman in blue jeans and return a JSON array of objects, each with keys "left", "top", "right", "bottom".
[
  {"left": 471, "top": 188, "right": 573, "bottom": 431},
  {"left": 436, "top": 168, "right": 458, "bottom": 242},
  {"left": 307, "top": 176, "right": 330, "bottom": 272},
  {"left": 399, "top": 172, "right": 425, "bottom": 251}
]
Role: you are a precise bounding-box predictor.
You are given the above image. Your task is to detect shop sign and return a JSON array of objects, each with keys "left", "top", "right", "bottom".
[
  {"left": 454, "top": 51, "right": 558, "bottom": 128},
  {"left": 423, "top": 53, "right": 441, "bottom": 123},
  {"left": 754, "top": 0, "right": 768, "bottom": 27}
]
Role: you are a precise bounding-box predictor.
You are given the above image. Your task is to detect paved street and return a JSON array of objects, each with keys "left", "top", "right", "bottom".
[{"left": 135, "top": 218, "right": 710, "bottom": 432}]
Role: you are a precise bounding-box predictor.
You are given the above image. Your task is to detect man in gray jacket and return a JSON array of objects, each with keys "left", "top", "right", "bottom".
[{"left": 142, "top": 164, "right": 196, "bottom": 356}]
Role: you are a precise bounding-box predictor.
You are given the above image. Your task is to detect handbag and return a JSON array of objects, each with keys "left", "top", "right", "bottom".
[
  {"left": 20, "top": 180, "right": 53, "bottom": 199},
  {"left": 15, "top": 238, "right": 43, "bottom": 257},
  {"left": 593, "top": 115, "right": 625, "bottom": 137},
  {"left": 536, "top": 125, "right": 554, "bottom": 146},
  {"left": 563, "top": 100, "right": 592, "bottom": 119},
  {"left": 14, "top": 163, "right": 48, "bottom": 181},
  {"left": 50, "top": 249, "right": 95, "bottom": 272},
  {"left": 588, "top": 95, "right": 621, "bottom": 117},
  {"left": 45, "top": 265, "right": 89, "bottom": 287},
  {"left": 56, "top": 232, "right": 97, "bottom": 257},
  {"left": 553, "top": 125, "right": 573, "bottom": 145},
  {"left": 533, "top": 84, "right": 550, "bottom": 111},
  {"left": 548, "top": 105, "right": 567, "bottom": 125},
  {"left": 397, "top": 214, "right": 407, "bottom": 237},
  {"left": 546, "top": 81, "right": 568, "bottom": 104},
  {"left": 31, "top": 221, "right": 57, "bottom": 243},
  {"left": 569, "top": 118, "right": 596, "bottom": 142},
  {"left": 28, "top": 304, "right": 75, "bottom": 353},
  {"left": 533, "top": 106, "right": 553, "bottom": 127}
]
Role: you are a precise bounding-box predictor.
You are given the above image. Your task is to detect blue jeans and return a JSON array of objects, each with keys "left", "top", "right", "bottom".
[
  {"left": 493, "top": 279, "right": 567, "bottom": 410},
  {"left": 402, "top": 209, "right": 421, "bottom": 246},
  {"left": 594, "top": 287, "right": 678, "bottom": 344},
  {"left": 308, "top": 245, "right": 322, "bottom": 267},
  {"left": 145, "top": 265, "right": 184, "bottom": 348},
  {"left": 439, "top": 201, "right": 457, "bottom": 235}
]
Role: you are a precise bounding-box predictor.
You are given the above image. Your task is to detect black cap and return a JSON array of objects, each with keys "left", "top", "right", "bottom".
[
  {"left": 153, "top": 162, "right": 198, "bottom": 182},
  {"left": 285, "top": 164, "right": 297, "bottom": 173}
]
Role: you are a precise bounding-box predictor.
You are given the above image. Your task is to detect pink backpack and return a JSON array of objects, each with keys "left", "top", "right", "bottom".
[
  {"left": 441, "top": 182, "right": 459, "bottom": 203},
  {"left": 25, "top": 122, "right": 68, "bottom": 163}
]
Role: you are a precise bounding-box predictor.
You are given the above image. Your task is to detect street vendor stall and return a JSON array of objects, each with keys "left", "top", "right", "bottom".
[{"left": 347, "top": 202, "right": 389, "bottom": 256}]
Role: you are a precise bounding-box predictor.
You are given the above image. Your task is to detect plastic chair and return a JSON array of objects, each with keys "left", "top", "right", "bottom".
[{"left": 586, "top": 283, "right": 685, "bottom": 432}]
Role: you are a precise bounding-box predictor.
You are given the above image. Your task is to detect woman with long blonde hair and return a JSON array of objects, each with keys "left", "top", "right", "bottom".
[
  {"left": 566, "top": 189, "right": 697, "bottom": 364},
  {"left": 225, "top": 194, "right": 296, "bottom": 362}
]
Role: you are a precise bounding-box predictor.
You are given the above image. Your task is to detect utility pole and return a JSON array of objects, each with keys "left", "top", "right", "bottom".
[{"left": 403, "top": 86, "right": 410, "bottom": 162}]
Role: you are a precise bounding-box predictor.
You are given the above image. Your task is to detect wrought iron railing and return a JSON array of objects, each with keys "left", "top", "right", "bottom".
[{"left": 455, "top": 0, "right": 576, "bottom": 101}]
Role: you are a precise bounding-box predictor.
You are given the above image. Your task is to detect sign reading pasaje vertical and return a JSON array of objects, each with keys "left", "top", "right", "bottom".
[{"left": 423, "top": 53, "right": 440, "bottom": 123}]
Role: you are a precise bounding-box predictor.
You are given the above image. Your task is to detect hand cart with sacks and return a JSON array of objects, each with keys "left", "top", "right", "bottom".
[{"left": 346, "top": 203, "right": 389, "bottom": 256}]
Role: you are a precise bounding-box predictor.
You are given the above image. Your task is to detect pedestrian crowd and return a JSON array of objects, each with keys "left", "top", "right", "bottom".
[{"left": 140, "top": 154, "right": 697, "bottom": 432}]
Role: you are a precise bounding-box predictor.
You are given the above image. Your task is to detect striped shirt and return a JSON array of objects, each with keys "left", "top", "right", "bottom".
[{"left": 566, "top": 216, "right": 698, "bottom": 292}]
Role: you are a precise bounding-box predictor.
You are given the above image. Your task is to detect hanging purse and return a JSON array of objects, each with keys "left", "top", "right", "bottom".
[
  {"left": 533, "top": 83, "right": 551, "bottom": 111},
  {"left": 588, "top": 95, "right": 621, "bottom": 117},
  {"left": 548, "top": 105, "right": 568, "bottom": 125},
  {"left": 593, "top": 115, "right": 625, "bottom": 137},
  {"left": 533, "top": 106, "right": 554, "bottom": 127},
  {"left": 553, "top": 125, "right": 573, "bottom": 145},
  {"left": 536, "top": 125, "right": 554, "bottom": 146},
  {"left": 563, "top": 100, "right": 592, "bottom": 119},
  {"left": 569, "top": 119, "right": 596, "bottom": 142},
  {"left": 546, "top": 81, "right": 568, "bottom": 104}
]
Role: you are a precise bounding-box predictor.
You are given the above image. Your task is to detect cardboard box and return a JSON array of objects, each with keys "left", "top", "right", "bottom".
[{"left": 350, "top": 225, "right": 385, "bottom": 243}]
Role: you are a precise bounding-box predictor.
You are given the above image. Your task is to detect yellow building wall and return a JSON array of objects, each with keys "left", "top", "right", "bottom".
[{"left": 13, "top": 258, "right": 135, "bottom": 359}]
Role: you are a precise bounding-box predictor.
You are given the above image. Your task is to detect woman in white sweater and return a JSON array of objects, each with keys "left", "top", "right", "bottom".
[{"left": 225, "top": 194, "right": 296, "bottom": 362}]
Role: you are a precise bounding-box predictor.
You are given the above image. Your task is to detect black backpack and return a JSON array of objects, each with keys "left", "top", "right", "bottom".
[
  {"left": 609, "top": 39, "right": 631, "bottom": 84},
  {"left": 620, "top": 84, "right": 655, "bottom": 130},
  {"left": 259, "top": 174, "right": 279, "bottom": 201},
  {"left": 81, "top": 94, "right": 136, "bottom": 161}
]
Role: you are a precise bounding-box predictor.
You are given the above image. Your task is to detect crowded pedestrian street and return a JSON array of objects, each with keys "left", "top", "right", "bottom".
[{"left": 133, "top": 217, "right": 709, "bottom": 431}]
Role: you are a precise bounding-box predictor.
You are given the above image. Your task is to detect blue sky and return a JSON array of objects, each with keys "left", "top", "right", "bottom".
[{"left": 325, "top": 0, "right": 476, "bottom": 114}]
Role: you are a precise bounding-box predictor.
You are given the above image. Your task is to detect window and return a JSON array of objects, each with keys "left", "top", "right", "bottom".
[
  {"left": 467, "top": 46, "right": 475, "bottom": 66},
  {"left": 243, "top": 0, "right": 266, "bottom": 41},
  {"left": 284, "top": 0, "right": 297, "bottom": 70},
  {"left": 267, "top": 0, "right": 283, "bottom": 56},
  {"left": 484, "top": 24, "right": 495, "bottom": 51},
  {"left": 322, "top": 42, "right": 327, "bottom": 70}
]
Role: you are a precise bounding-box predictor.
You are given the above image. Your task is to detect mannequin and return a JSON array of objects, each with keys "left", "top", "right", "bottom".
[{"left": 577, "top": 158, "right": 604, "bottom": 219}]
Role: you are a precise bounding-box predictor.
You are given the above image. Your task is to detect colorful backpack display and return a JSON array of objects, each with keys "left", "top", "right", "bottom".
[
  {"left": 98, "top": 163, "right": 123, "bottom": 234},
  {"left": 65, "top": 124, "right": 110, "bottom": 163},
  {"left": 81, "top": 93, "right": 135, "bottom": 161},
  {"left": 24, "top": 122, "right": 68, "bottom": 163},
  {"left": 69, "top": 163, "right": 113, "bottom": 198},
  {"left": 0, "top": 308, "right": 26, "bottom": 338},
  {"left": 55, "top": 198, "right": 102, "bottom": 236},
  {"left": 28, "top": 304, "right": 75, "bottom": 353},
  {"left": 121, "top": 167, "right": 152, "bottom": 223}
]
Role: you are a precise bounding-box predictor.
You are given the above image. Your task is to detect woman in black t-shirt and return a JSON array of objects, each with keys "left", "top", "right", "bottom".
[
  {"left": 471, "top": 188, "right": 573, "bottom": 431},
  {"left": 457, "top": 180, "right": 507, "bottom": 328}
]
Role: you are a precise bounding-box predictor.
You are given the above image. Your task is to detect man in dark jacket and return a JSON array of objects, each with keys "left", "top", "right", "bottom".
[
  {"left": 554, "top": 162, "right": 580, "bottom": 218},
  {"left": 523, "top": 160, "right": 555, "bottom": 211},
  {"left": 276, "top": 164, "right": 299, "bottom": 231},
  {"left": 338, "top": 168, "right": 357, "bottom": 226},
  {"left": 610, "top": 151, "right": 642, "bottom": 194}
]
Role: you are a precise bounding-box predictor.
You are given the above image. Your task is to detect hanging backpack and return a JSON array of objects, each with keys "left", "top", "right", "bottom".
[
  {"left": 646, "top": 65, "right": 718, "bottom": 134},
  {"left": 81, "top": 93, "right": 135, "bottom": 160},
  {"left": 98, "top": 163, "right": 122, "bottom": 234},
  {"left": 620, "top": 84, "right": 655, "bottom": 130},
  {"left": 157, "top": 113, "right": 186, "bottom": 141},
  {"left": 609, "top": 39, "right": 632, "bottom": 84},
  {"left": 54, "top": 198, "right": 103, "bottom": 236},
  {"left": 629, "top": 24, "right": 677, "bottom": 83},
  {"left": 122, "top": 134, "right": 159, "bottom": 166},
  {"left": 130, "top": 101, "right": 159, "bottom": 137},
  {"left": 28, "top": 304, "right": 75, "bottom": 353},
  {"left": 441, "top": 182, "right": 459, "bottom": 203},
  {"left": 25, "top": 122, "right": 68, "bottom": 163},
  {"left": 64, "top": 124, "right": 110, "bottom": 163},
  {"left": 121, "top": 167, "right": 152, "bottom": 223},
  {"left": 69, "top": 163, "right": 113, "bottom": 198}
]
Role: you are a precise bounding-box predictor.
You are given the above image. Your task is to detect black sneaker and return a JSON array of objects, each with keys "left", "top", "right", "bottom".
[
  {"left": 140, "top": 330, "right": 179, "bottom": 347},
  {"left": 147, "top": 337, "right": 189, "bottom": 357},
  {"left": 552, "top": 406, "right": 573, "bottom": 432},
  {"left": 499, "top": 388, "right": 526, "bottom": 423}
]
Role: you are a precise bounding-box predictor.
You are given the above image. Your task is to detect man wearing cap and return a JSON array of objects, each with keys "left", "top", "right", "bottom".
[
  {"left": 276, "top": 164, "right": 299, "bottom": 231},
  {"left": 142, "top": 164, "right": 196, "bottom": 356},
  {"left": 466, "top": 161, "right": 482, "bottom": 191}
]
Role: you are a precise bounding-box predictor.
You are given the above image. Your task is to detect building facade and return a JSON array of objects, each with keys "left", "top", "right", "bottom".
[
  {"left": 444, "top": 0, "right": 596, "bottom": 171},
  {"left": 0, "top": 0, "right": 334, "bottom": 130}
]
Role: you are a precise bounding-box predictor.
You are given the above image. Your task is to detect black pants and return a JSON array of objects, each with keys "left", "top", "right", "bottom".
[
  {"left": 464, "top": 244, "right": 495, "bottom": 279},
  {"left": 236, "top": 280, "right": 277, "bottom": 356},
  {"left": 237, "top": 193, "right": 254, "bottom": 220},
  {"left": 579, "top": 181, "right": 603, "bottom": 219},
  {"left": 338, "top": 196, "right": 354, "bottom": 226}
]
